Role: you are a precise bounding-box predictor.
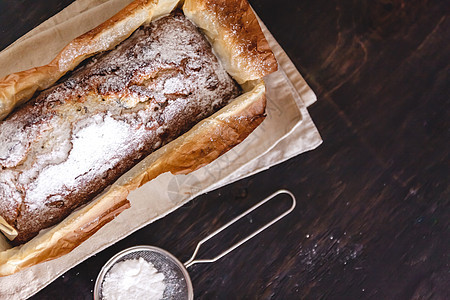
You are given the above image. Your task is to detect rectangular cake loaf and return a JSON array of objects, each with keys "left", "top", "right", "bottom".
[
  {"left": 0, "top": 11, "right": 241, "bottom": 244},
  {"left": 0, "top": 0, "right": 277, "bottom": 275}
]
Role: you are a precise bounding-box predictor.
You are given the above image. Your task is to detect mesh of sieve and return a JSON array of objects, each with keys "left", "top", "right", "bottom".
[
  {"left": 94, "top": 246, "right": 193, "bottom": 300},
  {"left": 94, "top": 190, "right": 296, "bottom": 299}
]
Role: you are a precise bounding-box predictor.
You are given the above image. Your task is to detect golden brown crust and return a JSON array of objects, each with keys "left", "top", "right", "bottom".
[
  {"left": 135, "top": 79, "right": 266, "bottom": 183},
  {"left": 0, "top": 194, "right": 130, "bottom": 276},
  {"left": 0, "top": 0, "right": 277, "bottom": 276},
  {"left": 0, "top": 79, "right": 266, "bottom": 276},
  {"left": 0, "top": 0, "right": 277, "bottom": 119},
  {"left": 183, "top": 0, "right": 278, "bottom": 84},
  {"left": 0, "top": 0, "right": 159, "bottom": 121},
  {"left": 2, "top": 11, "right": 242, "bottom": 246}
]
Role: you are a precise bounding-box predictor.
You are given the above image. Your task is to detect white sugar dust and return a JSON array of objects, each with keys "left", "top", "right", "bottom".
[{"left": 102, "top": 257, "right": 166, "bottom": 300}]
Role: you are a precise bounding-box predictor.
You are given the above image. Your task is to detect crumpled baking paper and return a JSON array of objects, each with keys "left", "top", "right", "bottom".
[{"left": 0, "top": 0, "right": 322, "bottom": 298}]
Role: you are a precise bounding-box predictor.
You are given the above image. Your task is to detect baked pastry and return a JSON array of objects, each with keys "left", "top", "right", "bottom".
[
  {"left": 0, "top": 0, "right": 277, "bottom": 275},
  {"left": 0, "top": 11, "right": 241, "bottom": 245}
]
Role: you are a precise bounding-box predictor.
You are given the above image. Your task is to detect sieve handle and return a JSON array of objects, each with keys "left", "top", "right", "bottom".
[{"left": 183, "top": 189, "right": 296, "bottom": 268}]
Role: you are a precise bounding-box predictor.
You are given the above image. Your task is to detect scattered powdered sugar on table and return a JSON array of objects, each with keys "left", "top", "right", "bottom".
[{"left": 102, "top": 257, "right": 166, "bottom": 300}]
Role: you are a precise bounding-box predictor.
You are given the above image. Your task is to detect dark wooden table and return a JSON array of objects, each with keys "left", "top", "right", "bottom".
[{"left": 1, "top": 0, "right": 449, "bottom": 299}]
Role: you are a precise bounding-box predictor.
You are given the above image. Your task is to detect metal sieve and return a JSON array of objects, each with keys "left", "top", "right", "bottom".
[{"left": 94, "top": 189, "right": 296, "bottom": 300}]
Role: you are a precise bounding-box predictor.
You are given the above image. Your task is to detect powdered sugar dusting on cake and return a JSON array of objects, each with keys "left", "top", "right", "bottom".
[
  {"left": 0, "top": 123, "right": 29, "bottom": 168},
  {"left": 0, "top": 115, "right": 51, "bottom": 169},
  {"left": 0, "top": 11, "right": 241, "bottom": 243},
  {"left": 26, "top": 115, "right": 136, "bottom": 211}
]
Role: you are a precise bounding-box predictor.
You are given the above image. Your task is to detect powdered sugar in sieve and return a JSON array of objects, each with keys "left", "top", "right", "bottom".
[
  {"left": 95, "top": 246, "right": 192, "bottom": 300},
  {"left": 94, "top": 190, "right": 296, "bottom": 300}
]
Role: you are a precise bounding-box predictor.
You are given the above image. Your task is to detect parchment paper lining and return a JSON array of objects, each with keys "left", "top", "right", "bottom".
[{"left": 0, "top": 0, "right": 322, "bottom": 298}]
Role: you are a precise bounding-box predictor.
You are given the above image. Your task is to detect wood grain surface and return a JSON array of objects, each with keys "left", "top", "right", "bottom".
[{"left": 1, "top": 0, "right": 449, "bottom": 299}]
